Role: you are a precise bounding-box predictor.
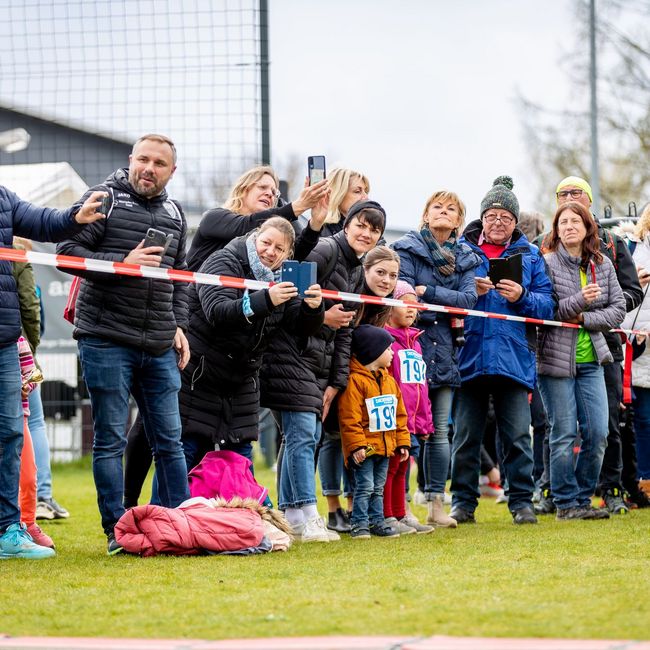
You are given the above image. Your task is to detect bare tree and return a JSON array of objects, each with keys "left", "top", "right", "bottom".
[{"left": 519, "top": 0, "right": 650, "bottom": 217}]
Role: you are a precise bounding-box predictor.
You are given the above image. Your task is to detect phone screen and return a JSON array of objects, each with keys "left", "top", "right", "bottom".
[{"left": 308, "top": 155, "right": 326, "bottom": 185}]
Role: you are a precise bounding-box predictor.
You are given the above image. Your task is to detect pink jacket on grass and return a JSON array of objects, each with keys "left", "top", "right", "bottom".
[
  {"left": 385, "top": 325, "right": 434, "bottom": 436},
  {"left": 115, "top": 501, "right": 264, "bottom": 557},
  {"left": 188, "top": 450, "right": 269, "bottom": 504}
]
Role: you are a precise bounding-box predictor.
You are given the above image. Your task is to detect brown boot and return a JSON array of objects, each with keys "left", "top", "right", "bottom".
[
  {"left": 427, "top": 494, "right": 458, "bottom": 528},
  {"left": 639, "top": 479, "right": 650, "bottom": 498}
]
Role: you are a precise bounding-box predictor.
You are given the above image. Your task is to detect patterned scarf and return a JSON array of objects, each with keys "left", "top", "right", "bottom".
[
  {"left": 246, "top": 233, "right": 280, "bottom": 282},
  {"left": 420, "top": 227, "right": 457, "bottom": 276}
]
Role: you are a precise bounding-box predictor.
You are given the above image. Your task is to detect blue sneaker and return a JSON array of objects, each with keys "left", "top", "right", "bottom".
[{"left": 0, "top": 523, "right": 56, "bottom": 559}]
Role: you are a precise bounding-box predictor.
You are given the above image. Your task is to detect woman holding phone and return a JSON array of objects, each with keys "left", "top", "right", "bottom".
[
  {"left": 537, "top": 201, "right": 625, "bottom": 521},
  {"left": 178, "top": 217, "right": 324, "bottom": 474},
  {"left": 187, "top": 165, "right": 328, "bottom": 271}
]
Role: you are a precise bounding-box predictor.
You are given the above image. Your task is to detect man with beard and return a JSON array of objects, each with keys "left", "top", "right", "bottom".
[{"left": 57, "top": 134, "right": 191, "bottom": 554}]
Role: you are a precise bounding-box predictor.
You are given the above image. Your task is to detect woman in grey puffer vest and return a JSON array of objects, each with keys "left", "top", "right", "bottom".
[{"left": 537, "top": 201, "right": 625, "bottom": 521}]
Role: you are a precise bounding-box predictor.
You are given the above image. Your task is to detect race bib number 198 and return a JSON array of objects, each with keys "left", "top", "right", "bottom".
[
  {"left": 365, "top": 394, "right": 398, "bottom": 432},
  {"left": 398, "top": 349, "right": 427, "bottom": 385}
]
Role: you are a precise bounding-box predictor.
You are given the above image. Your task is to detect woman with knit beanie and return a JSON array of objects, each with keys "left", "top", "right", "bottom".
[{"left": 392, "top": 190, "right": 481, "bottom": 528}]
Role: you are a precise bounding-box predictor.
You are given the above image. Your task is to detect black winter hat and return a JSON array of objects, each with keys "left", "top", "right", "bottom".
[
  {"left": 352, "top": 324, "right": 394, "bottom": 366},
  {"left": 480, "top": 175, "right": 520, "bottom": 222},
  {"left": 343, "top": 199, "right": 387, "bottom": 233}
]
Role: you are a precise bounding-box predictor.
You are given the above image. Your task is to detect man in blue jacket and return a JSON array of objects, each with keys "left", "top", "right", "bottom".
[
  {"left": 450, "top": 176, "right": 556, "bottom": 525},
  {"left": 0, "top": 185, "right": 106, "bottom": 559}
]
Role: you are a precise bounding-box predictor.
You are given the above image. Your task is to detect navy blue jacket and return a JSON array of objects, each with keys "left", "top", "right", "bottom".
[
  {"left": 392, "top": 231, "right": 481, "bottom": 388},
  {"left": 1, "top": 185, "right": 80, "bottom": 347},
  {"left": 458, "top": 220, "right": 556, "bottom": 390}
]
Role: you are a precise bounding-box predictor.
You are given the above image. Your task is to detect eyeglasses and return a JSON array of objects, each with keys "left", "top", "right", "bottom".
[
  {"left": 483, "top": 213, "right": 515, "bottom": 225},
  {"left": 556, "top": 189, "right": 584, "bottom": 200}
]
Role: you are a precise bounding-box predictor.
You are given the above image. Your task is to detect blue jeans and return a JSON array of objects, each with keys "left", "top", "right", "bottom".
[
  {"left": 28, "top": 387, "right": 52, "bottom": 500},
  {"left": 451, "top": 376, "right": 535, "bottom": 514},
  {"left": 424, "top": 386, "right": 453, "bottom": 497},
  {"left": 0, "top": 343, "right": 24, "bottom": 531},
  {"left": 538, "top": 363, "right": 609, "bottom": 510},
  {"left": 78, "top": 337, "right": 190, "bottom": 535},
  {"left": 317, "top": 428, "right": 352, "bottom": 497},
  {"left": 351, "top": 455, "right": 389, "bottom": 530},
  {"left": 278, "top": 411, "right": 320, "bottom": 510},
  {"left": 633, "top": 387, "right": 650, "bottom": 479}
]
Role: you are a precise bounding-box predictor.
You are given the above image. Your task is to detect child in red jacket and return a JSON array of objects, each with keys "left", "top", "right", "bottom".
[{"left": 338, "top": 325, "right": 410, "bottom": 539}]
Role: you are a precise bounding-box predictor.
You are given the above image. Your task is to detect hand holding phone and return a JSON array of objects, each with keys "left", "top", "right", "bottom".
[
  {"left": 280, "top": 260, "right": 317, "bottom": 298},
  {"left": 144, "top": 227, "right": 174, "bottom": 257},
  {"left": 308, "top": 155, "right": 326, "bottom": 186}
]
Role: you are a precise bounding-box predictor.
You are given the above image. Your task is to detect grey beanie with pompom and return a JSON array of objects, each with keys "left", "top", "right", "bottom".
[{"left": 480, "top": 175, "right": 519, "bottom": 222}]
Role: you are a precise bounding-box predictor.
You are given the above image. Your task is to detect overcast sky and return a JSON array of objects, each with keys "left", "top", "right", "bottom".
[{"left": 269, "top": 0, "right": 577, "bottom": 230}]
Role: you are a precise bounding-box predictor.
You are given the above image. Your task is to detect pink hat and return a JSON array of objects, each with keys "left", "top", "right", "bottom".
[{"left": 393, "top": 280, "right": 417, "bottom": 301}]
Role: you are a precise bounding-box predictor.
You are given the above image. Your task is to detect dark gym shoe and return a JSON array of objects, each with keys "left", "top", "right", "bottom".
[
  {"left": 327, "top": 507, "right": 351, "bottom": 533},
  {"left": 512, "top": 507, "right": 538, "bottom": 524},
  {"left": 556, "top": 506, "right": 609, "bottom": 521},
  {"left": 107, "top": 533, "right": 124, "bottom": 556},
  {"left": 556, "top": 506, "right": 590, "bottom": 520},
  {"left": 350, "top": 527, "right": 371, "bottom": 540},
  {"left": 603, "top": 488, "right": 629, "bottom": 514},
  {"left": 449, "top": 508, "right": 476, "bottom": 524},
  {"left": 534, "top": 489, "right": 556, "bottom": 514},
  {"left": 584, "top": 505, "right": 610, "bottom": 519},
  {"left": 626, "top": 489, "right": 650, "bottom": 509},
  {"left": 369, "top": 522, "right": 400, "bottom": 538}
]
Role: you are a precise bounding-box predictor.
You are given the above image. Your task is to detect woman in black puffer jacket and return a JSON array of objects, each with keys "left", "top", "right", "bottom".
[
  {"left": 260, "top": 201, "right": 386, "bottom": 543},
  {"left": 179, "top": 217, "right": 323, "bottom": 474}
]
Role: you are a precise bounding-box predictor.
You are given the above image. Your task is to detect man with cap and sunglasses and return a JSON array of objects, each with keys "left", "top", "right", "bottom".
[
  {"left": 534, "top": 176, "right": 644, "bottom": 515},
  {"left": 450, "top": 176, "right": 556, "bottom": 525}
]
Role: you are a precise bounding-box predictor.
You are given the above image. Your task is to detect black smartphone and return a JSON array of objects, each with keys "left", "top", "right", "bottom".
[
  {"left": 307, "top": 155, "right": 326, "bottom": 185},
  {"left": 98, "top": 193, "right": 112, "bottom": 216},
  {"left": 144, "top": 227, "right": 174, "bottom": 256}
]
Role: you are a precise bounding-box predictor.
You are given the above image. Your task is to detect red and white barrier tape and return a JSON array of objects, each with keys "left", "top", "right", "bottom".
[{"left": 0, "top": 247, "right": 644, "bottom": 335}]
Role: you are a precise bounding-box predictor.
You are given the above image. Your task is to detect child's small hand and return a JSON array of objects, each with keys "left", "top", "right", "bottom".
[
  {"left": 352, "top": 448, "right": 366, "bottom": 465},
  {"left": 399, "top": 448, "right": 410, "bottom": 462}
]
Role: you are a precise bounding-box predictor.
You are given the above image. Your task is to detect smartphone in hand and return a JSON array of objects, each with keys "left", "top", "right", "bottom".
[
  {"left": 308, "top": 155, "right": 326, "bottom": 185},
  {"left": 144, "top": 228, "right": 174, "bottom": 257},
  {"left": 280, "top": 260, "right": 317, "bottom": 298}
]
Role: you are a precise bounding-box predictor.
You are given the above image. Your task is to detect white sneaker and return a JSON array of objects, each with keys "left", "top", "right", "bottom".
[
  {"left": 413, "top": 490, "right": 427, "bottom": 506},
  {"left": 301, "top": 516, "right": 330, "bottom": 543},
  {"left": 444, "top": 492, "right": 452, "bottom": 505}
]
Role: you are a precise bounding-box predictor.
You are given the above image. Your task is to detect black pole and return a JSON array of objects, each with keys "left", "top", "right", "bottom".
[{"left": 259, "top": 0, "right": 271, "bottom": 164}]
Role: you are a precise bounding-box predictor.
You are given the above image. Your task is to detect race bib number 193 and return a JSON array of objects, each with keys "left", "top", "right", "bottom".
[
  {"left": 365, "top": 394, "right": 398, "bottom": 432},
  {"left": 398, "top": 349, "right": 427, "bottom": 384}
]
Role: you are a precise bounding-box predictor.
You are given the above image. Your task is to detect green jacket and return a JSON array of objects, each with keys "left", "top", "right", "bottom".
[{"left": 12, "top": 244, "right": 41, "bottom": 353}]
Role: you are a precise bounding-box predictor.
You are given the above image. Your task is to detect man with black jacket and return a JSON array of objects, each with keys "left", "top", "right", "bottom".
[
  {"left": 57, "top": 134, "right": 191, "bottom": 554},
  {"left": 537, "top": 176, "right": 643, "bottom": 515}
]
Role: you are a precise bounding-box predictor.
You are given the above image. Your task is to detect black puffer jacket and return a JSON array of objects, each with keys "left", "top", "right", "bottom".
[
  {"left": 179, "top": 235, "right": 324, "bottom": 445},
  {"left": 56, "top": 169, "right": 189, "bottom": 355},
  {"left": 260, "top": 230, "right": 363, "bottom": 413}
]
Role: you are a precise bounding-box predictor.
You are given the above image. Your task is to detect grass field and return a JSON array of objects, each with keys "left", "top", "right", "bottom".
[{"left": 2, "top": 454, "right": 649, "bottom": 641}]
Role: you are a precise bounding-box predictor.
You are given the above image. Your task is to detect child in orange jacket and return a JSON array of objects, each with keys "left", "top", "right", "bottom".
[{"left": 338, "top": 324, "right": 411, "bottom": 539}]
